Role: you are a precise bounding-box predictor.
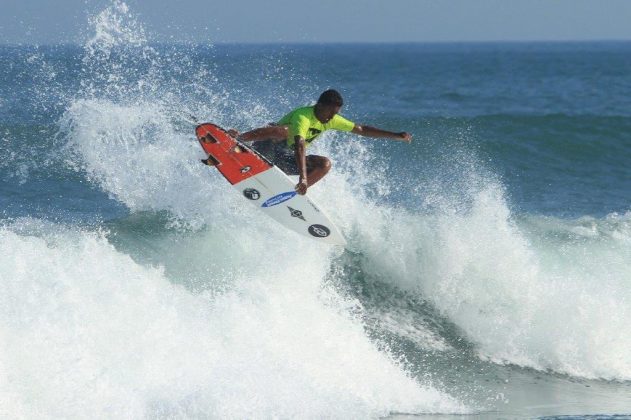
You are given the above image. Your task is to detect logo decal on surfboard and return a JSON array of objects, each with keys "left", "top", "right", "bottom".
[
  {"left": 308, "top": 224, "right": 330, "bottom": 238},
  {"left": 243, "top": 188, "right": 260, "bottom": 200},
  {"left": 262, "top": 191, "right": 296, "bottom": 208},
  {"left": 287, "top": 206, "right": 305, "bottom": 221}
]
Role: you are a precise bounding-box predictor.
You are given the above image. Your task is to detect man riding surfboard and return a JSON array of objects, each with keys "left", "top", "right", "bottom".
[{"left": 228, "top": 89, "right": 412, "bottom": 195}]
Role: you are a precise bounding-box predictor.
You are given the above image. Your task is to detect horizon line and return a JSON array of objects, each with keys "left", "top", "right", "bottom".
[{"left": 2, "top": 39, "right": 631, "bottom": 48}]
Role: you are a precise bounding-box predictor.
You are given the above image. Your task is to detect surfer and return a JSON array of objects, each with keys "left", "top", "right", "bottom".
[{"left": 228, "top": 89, "right": 411, "bottom": 195}]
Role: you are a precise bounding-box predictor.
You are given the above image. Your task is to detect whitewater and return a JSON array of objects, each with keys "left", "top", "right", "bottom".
[{"left": 1, "top": 1, "right": 631, "bottom": 418}]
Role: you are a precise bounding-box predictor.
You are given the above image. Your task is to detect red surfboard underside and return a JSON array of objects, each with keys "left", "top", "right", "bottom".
[{"left": 195, "top": 123, "right": 272, "bottom": 185}]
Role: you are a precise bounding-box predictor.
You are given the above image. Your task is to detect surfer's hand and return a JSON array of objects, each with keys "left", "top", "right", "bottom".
[
  {"left": 296, "top": 179, "right": 308, "bottom": 195},
  {"left": 227, "top": 129, "right": 239, "bottom": 138},
  {"left": 398, "top": 132, "right": 412, "bottom": 143}
]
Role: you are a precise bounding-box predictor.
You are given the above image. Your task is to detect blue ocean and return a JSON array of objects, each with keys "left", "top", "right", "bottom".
[{"left": 1, "top": 2, "right": 631, "bottom": 418}]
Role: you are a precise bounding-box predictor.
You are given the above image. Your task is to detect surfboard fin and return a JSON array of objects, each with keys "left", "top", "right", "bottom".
[
  {"left": 201, "top": 154, "right": 220, "bottom": 167},
  {"left": 201, "top": 134, "right": 218, "bottom": 144}
]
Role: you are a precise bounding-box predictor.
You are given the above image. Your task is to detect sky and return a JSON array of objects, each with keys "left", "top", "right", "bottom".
[{"left": 2, "top": 0, "right": 631, "bottom": 44}]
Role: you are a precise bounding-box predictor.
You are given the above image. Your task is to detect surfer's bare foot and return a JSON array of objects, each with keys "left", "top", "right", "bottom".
[
  {"left": 295, "top": 179, "right": 308, "bottom": 195},
  {"left": 227, "top": 129, "right": 239, "bottom": 138}
]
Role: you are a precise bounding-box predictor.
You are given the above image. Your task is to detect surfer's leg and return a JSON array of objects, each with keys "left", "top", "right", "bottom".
[
  {"left": 230, "top": 125, "right": 288, "bottom": 142},
  {"left": 305, "top": 155, "right": 331, "bottom": 186}
]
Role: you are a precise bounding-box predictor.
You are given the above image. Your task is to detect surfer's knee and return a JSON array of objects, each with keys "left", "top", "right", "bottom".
[
  {"left": 317, "top": 156, "right": 332, "bottom": 174},
  {"left": 323, "top": 157, "right": 332, "bottom": 171},
  {"left": 306, "top": 156, "right": 331, "bottom": 174}
]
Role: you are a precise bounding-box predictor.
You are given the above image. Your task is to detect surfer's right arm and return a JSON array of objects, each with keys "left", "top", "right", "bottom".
[{"left": 294, "top": 136, "right": 308, "bottom": 195}]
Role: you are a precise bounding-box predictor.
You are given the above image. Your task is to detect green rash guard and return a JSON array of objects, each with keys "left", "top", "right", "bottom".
[{"left": 278, "top": 106, "right": 355, "bottom": 149}]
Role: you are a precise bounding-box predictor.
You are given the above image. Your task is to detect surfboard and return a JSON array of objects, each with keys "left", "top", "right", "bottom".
[{"left": 195, "top": 123, "right": 346, "bottom": 246}]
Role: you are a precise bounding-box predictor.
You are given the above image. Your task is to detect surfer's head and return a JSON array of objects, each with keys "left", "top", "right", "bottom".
[{"left": 315, "top": 89, "right": 343, "bottom": 123}]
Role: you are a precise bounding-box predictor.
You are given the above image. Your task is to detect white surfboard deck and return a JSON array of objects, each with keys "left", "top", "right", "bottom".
[{"left": 234, "top": 166, "right": 346, "bottom": 246}]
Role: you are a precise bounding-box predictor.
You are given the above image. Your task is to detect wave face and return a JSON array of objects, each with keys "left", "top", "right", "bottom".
[{"left": 2, "top": 1, "right": 631, "bottom": 418}]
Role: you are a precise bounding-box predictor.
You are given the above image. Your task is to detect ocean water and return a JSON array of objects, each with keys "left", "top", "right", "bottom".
[{"left": 2, "top": 2, "right": 631, "bottom": 419}]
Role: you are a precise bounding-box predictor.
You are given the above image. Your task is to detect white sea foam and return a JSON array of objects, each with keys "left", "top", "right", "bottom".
[
  {"left": 342, "top": 168, "right": 631, "bottom": 380},
  {"left": 0, "top": 219, "right": 465, "bottom": 418}
]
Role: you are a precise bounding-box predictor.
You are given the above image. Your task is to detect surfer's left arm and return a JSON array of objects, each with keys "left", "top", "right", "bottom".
[{"left": 351, "top": 125, "right": 412, "bottom": 143}]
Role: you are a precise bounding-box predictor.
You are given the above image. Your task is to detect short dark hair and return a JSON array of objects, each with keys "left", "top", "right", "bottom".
[{"left": 317, "top": 89, "right": 343, "bottom": 107}]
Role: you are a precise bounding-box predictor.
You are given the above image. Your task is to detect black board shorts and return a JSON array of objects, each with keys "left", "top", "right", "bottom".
[{"left": 250, "top": 140, "right": 313, "bottom": 176}]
